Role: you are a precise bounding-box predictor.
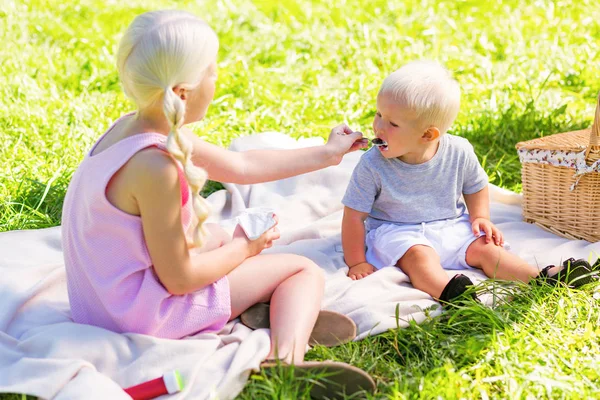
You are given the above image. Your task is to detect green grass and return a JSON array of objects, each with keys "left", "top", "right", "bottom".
[
  {"left": 242, "top": 282, "right": 600, "bottom": 399},
  {"left": 1, "top": 0, "right": 599, "bottom": 399}
]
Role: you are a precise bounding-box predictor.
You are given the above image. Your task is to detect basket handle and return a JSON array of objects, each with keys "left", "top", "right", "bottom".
[{"left": 587, "top": 91, "right": 600, "bottom": 158}]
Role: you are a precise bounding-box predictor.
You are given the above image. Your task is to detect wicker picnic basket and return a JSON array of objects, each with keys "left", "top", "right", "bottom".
[{"left": 515, "top": 92, "right": 600, "bottom": 242}]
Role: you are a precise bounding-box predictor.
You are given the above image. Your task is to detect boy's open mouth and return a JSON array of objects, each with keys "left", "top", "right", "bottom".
[{"left": 371, "top": 138, "right": 388, "bottom": 151}]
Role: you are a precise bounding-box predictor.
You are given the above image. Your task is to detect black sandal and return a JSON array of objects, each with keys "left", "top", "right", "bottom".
[
  {"left": 438, "top": 274, "right": 478, "bottom": 306},
  {"left": 537, "top": 258, "right": 595, "bottom": 288},
  {"left": 591, "top": 257, "right": 600, "bottom": 272}
]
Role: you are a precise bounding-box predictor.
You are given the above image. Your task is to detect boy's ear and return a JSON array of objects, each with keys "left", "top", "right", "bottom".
[{"left": 422, "top": 127, "right": 440, "bottom": 141}]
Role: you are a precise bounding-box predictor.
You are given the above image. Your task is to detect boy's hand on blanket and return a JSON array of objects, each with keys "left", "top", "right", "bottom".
[
  {"left": 348, "top": 262, "right": 376, "bottom": 280},
  {"left": 233, "top": 215, "right": 280, "bottom": 257},
  {"left": 326, "top": 124, "right": 369, "bottom": 165},
  {"left": 471, "top": 217, "right": 504, "bottom": 246}
]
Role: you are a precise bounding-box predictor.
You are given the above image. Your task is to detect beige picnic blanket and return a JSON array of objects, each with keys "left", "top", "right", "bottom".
[{"left": 1, "top": 132, "right": 598, "bottom": 399}]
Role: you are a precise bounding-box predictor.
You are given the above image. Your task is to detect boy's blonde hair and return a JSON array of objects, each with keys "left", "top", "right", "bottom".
[
  {"left": 116, "top": 10, "right": 219, "bottom": 247},
  {"left": 379, "top": 61, "right": 460, "bottom": 135}
]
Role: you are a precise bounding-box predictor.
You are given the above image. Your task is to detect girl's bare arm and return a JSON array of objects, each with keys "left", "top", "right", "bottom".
[
  {"left": 130, "top": 149, "right": 278, "bottom": 295},
  {"left": 184, "top": 124, "right": 367, "bottom": 184}
]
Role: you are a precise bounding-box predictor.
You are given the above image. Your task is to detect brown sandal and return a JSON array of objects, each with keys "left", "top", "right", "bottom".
[
  {"left": 240, "top": 303, "right": 357, "bottom": 347},
  {"left": 260, "top": 360, "right": 376, "bottom": 399}
]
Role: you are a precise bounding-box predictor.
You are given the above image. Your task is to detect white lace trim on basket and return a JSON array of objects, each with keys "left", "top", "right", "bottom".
[{"left": 518, "top": 148, "right": 600, "bottom": 191}]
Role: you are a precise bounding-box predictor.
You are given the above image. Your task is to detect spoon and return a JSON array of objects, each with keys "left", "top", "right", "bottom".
[{"left": 371, "top": 138, "right": 387, "bottom": 147}]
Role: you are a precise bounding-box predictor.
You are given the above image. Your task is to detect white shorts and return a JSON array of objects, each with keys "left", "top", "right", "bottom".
[{"left": 365, "top": 214, "right": 482, "bottom": 270}]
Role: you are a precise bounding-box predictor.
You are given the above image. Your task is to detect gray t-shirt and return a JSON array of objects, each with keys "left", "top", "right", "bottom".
[{"left": 342, "top": 134, "right": 489, "bottom": 231}]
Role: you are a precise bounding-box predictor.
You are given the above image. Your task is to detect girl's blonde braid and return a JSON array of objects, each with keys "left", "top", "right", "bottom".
[{"left": 163, "top": 88, "right": 210, "bottom": 247}]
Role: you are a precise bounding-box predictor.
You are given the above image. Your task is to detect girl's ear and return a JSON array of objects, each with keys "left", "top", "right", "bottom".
[
  {"left": 173, "top": 86, "right": 187, "bottom": 101},
  {"left": 422, "top": 127, "right": 440, "bottom": 142}
]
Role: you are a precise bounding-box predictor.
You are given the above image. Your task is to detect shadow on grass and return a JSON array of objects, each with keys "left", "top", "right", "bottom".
[{"left": 201, "top": 180, "right": 225, "bottom": 198}]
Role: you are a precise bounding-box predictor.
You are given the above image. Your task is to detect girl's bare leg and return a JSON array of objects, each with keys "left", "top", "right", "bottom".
[{"left": 227, "top": 253, "right": 324, "bottom": 364}]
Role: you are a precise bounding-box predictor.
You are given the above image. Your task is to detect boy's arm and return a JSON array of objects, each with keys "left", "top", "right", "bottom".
[
  {"left": 341, "top": 153, "right": 379, "bottom": 280},
  {"left": 342, "top": 206, "right": 376, "bottom": 280},
  {"left": 464, "top": 185, "right": 503, "bottom": 245},
  {"left": 463, "top": 185, "right": 490, "bottom": 222},
  {"left": 462, "top": 139, "right": 503, "bottom": 245}
]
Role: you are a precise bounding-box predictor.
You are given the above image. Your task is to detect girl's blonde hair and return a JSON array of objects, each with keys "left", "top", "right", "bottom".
[
  {"left": 379, "top": 61, "right": 461, "bottom": 135},
  {"left": 116, "top": 10, "right": 219, "bottom": 247}
]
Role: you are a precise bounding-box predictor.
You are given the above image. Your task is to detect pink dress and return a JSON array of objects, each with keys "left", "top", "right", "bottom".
[{"left": 61, "top": 116, "right": 231, "bottom": 339}]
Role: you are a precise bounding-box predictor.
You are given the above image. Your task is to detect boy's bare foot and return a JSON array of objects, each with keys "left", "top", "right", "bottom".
[
  {"left": 259, "top": 360, "right": 376, "bottom": 399},
  {"left": 348, "top": 262, "right": 376, "bottom": 280},
  {"left": 240, "top": 303, "right": 357, "bottom": 347}
]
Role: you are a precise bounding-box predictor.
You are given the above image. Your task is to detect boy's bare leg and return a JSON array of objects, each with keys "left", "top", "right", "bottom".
[
  {"left": 396, "top": 245, "right": 451, "bottom": 299},
  {"left": 465, "top": 237, "right": 549, "bottom": 282}
]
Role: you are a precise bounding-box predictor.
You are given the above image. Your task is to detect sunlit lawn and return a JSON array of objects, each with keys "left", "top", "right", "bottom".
[{"left": 2, "top": 0, "right": 599, "bottom": 398}]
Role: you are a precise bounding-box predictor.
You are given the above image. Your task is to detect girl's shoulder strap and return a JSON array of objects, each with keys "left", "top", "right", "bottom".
[{"left": 87, "top": 112, "right": 137, "bottom": 158}]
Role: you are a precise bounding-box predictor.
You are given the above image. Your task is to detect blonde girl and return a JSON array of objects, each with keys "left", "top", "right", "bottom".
[{"left": 61, "top": 10, "right": 374, "bottom": 397}]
